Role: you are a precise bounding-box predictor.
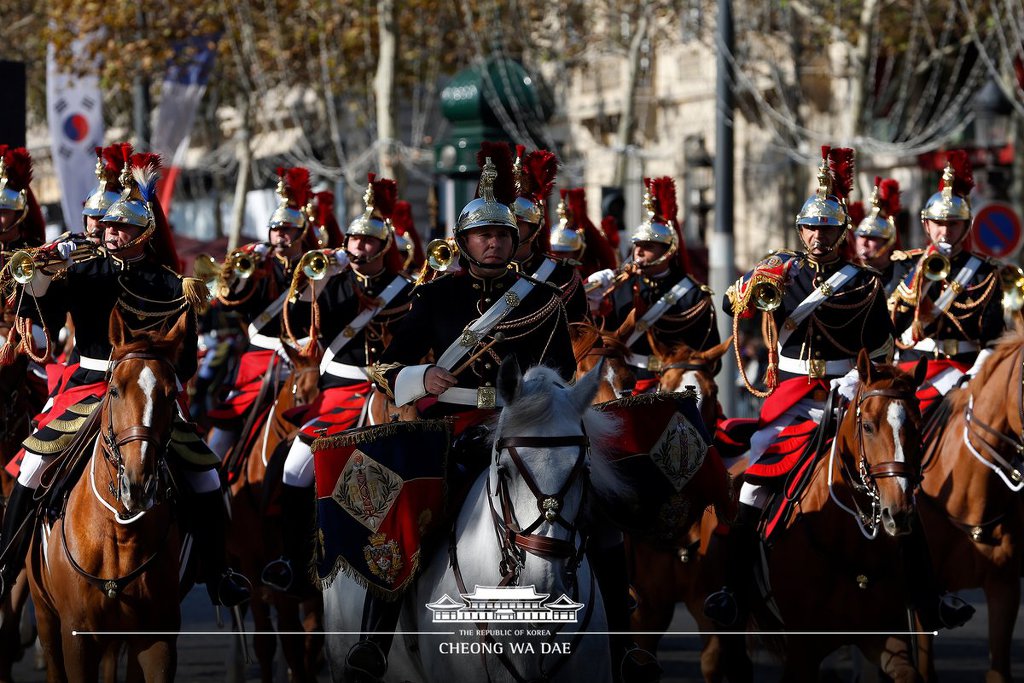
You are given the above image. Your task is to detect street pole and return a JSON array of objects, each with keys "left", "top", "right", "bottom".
[
  {"left": 132, "top": 8, "right": 151, "bottom": 150},
  {"left": 710, "top": 0, "right": 738, "bottom": 417}
]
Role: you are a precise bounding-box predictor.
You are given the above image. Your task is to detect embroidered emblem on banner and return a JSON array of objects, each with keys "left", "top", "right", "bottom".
[
  {"left": 333, "top": 451, "right": 403, "bottom": 531},
  {"left": 363, "top": 533, "right": 404, "bottom": 585},
  {"left": 650, "top": 415, "right": 707, "bottom": 492}
]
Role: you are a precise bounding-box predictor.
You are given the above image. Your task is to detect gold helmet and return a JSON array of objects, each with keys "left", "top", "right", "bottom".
[
  {"left": 0, "top": 146, "right": 28, "bottom": 214},
  {"left": 855, "top": 176, "right": 900, "bottom": 248},
  {"left": 631, "top": 177, "right": 681, "bottom": 268},
  {"left": 83, "top": 144, "right": 132, "bottom": 218},
  {"left": 921, "top": 151, "right": 974, "bottom": 222},
  {"left": 346, "top": 173, "right": 396, "bottom": 244},
  {"left": 102, "top": 153, "right": 161, "bottom": 231},
  {"left": 455, "top": 141, "right": 518, "bottom": 239},
  {"left": 795, "top": 145, "right": 854, "bottom": 228},
  {"left": 549, "top": 190, "right": 584, "bottom": 254},
  {"left": 267, "top": 166, "right": 312, "bottom": 232}
]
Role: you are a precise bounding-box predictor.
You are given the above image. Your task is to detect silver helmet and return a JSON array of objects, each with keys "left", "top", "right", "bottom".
[
  {"left": 102, "top": 161, "right": 159, "bottom": 231},
  {"left": 82, "top": 148, "right": 122, "bottom": 218},
  {"left": 795, "top": 151, "right": 848, "bottom": 228},
  {"left": 921, "top": 161, "right": 972, "bottom": 222},
  {"left": 455, "top": 157, "right": 518, "bottom": 237},
  {"left": 854, "top": 177, "right": 898, "bottom": 246},
  {"left": 549, "top": 194, "right": 584, "bottom": 254},
  {"left": 0, "top": 153, "right": 27, "bottom": 213},
  {"left": 346, "top": 176, "right": 394, "bottom": 243}
]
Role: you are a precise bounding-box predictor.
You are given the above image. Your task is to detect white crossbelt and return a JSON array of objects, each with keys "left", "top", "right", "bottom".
[
  {"left": 436, "top": 387, "right": 506, "bottom": 407},
  {"left": 250, "top": 334, "right": 309, "bottom": 352},
  {"left": 323, "top": 362, "right": 369, "bottom": 380},
  {"left": 78, "top": 355, "right": 111, "bottom": 372},
  {"left": 247, "top": 290, "right": 290, "bottom": 340},
  {"left": 434, "top": 259, "right": 557, "bottom": 371},
  {"left": 625, "top": 276, "right": 695, "bottom": 348},
  {"left": 777, "top": 356, "right": 854, "bottom": 377},
  {"left": 625, "top": 353, "right": 660, "bottom": 371},
  {"left": 778, "top": 264, "right": 860, "bottom": 347},
  {"left": 899, "top": 256, "right": 982, "bottom": 347},
  {"left": 319, "top": 275, "right": 408, "bottom": 376}
]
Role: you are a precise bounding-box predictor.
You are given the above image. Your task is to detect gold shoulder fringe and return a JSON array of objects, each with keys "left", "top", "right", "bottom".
[
  {"left": 311, "top": 418, "right": 452, "bottom": 452},
  {"left": 181, "top": 276, "right": 210, "bottom": 315}
]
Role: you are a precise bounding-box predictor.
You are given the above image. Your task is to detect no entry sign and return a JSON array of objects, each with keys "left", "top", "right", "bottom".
[{"left": 973, "top": 202, "right": 1022, "bottom": 259}]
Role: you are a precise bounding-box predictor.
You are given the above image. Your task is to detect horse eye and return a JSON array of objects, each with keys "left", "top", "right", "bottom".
[
  {"left": 863, "top": 422, "right": 875, "bottom": 435},
  {"left": 108, "top": 386, "right": 120, "bottom": 399}
]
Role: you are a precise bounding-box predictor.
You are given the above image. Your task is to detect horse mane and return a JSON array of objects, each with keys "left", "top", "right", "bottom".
[
  {"left": 495, "top": 365, "right": 630, "bottom": 512},
  {"left": 971, "top": 330, "right": 1024, "bottom": 388},
  {"left": 570, "top": 322, "right": 630, "bottom": 364}
]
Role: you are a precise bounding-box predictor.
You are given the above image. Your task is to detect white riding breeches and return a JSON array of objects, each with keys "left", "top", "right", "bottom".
[{"left": 282, "top": 435, "right": 315, "bottom": 488}]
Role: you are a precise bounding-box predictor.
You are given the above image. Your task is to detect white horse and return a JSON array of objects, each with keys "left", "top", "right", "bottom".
[{"left": 323, "top": 361, "right": 626, "bottom": 682}]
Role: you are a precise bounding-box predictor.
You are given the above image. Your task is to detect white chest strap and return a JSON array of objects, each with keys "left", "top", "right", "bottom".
[
  {"left": 319, "top": 275, "right": 409, "bottom": 376},
  {"left": 435, "top": 259, "right": 557, "bottom": 371},
  {"left": 899, "top": 256, "right": 981, "bottom": 347},
  {"left": 625, "top": 276, "right": 696, "bottom": 348},
  {"left": 778, "top": 264, "right": 860, "bottom": 347},
  {"left": 246, "top": 290, "right": 290, "bottom": 340}
]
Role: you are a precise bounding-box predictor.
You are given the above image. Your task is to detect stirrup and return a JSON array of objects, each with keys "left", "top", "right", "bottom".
[
  {"left": 620, "top": 646, "right": 662, "bottom": 683},
  {"left": 702, "top": 586, "right": 740, "bottom": 627},
  {"left": 345, "top": 640, "right": 387, "bottom": 683},
  {"left": 936, "top": 594, "right": 975, "bottom": 630},
  {"left": 212, "top": 569, "right": 252, "bottom": 608},
  {"left": 261, "top": 556, "right": 294, "bottom": 592}
]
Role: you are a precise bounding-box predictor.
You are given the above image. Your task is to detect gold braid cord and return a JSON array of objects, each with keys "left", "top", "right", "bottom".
[{"left": 729, "top": 271, "right": 784, "bottom": 399}]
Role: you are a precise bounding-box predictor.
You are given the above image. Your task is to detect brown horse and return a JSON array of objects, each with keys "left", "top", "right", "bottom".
[
  {"left": 226, "top": 341, "right": 323, "bottom": 683},
  {"left": 27, "top": 308, "right": 189, "bottom": 683},
  {"left": 758, "top": 352, "right": 928, "bottom": 681},
  {"left": 917, "top": 332, "right": 1024, "bottom": 683},
  {"left": 621, "top": 336, "right": 749, "bottom": 680},
  {"left": 570, "top": 321, "right": 636, "bottom": 403}
]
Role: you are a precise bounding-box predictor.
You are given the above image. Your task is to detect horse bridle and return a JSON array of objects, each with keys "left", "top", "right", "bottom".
[
  {"left": 99, "top": 352, "right": 176, "bottom": 510},
  {"left": 487, "top": 434, "right": 591, "bottom": 584}
]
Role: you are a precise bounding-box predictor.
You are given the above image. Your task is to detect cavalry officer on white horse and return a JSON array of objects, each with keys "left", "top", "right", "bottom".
[
  {"left": 586, "top": 177, "right": 720, "bottom": 394},
  {"left": 0, "top": 153, "right": 249, "bottom": 607},
  {"left": 890, "top": 151, "right": 1008, "bottom": 417},
  {"left": 352, "top": 143, "right": 656, "bottom": 683},
  {"left": 205, "top": 167, "right": 318, "bottom": 460},
  {"left": 704, "top": 145, "right": 973, "bottom": 632},
  {"left": 261, "top": 174, "right": 416, "bottom": 597}
]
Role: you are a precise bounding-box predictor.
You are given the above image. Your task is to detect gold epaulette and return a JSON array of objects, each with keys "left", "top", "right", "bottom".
[{"left": 889, "top": 249, "right": 913, "bottom": 262}]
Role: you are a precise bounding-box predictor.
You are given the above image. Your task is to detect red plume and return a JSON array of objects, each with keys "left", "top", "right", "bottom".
[
  {"left": 600, "top": 215, "right": 620, "bottom": 249},
  {"left": 371, "top": 177, "right": 398, "bottom": 220},
  {"left": 846, "top": 201, "right": 866, "bottom": 226},
  {"left": 648, "top": 177, "right": 678, "bottom": 225},
  {"left": 392, "top": 200, "right": 425, "bottom": 269},
  {"left": 567, "top": 188, "right": 617, "bottom": 276},
  {"left": 519, "top": 150, "right": 558, "bottom": 205},
  {"left": 515, "top": 144, "right": 526, "bottom": 160},
  {"left": 827, "top": 147, "right": 855, "bottom": 202},
  {"left": 877, "top": 178, "right": 901, "bottom": 217},
  {"left": 3, "top": 147, "right": 33, "bottom": 191},
  {"left": 475, "top": 141, "right": 516, "bottom": 205},
  {"left": 284, "top": 167, "right": 312, "bottom": 208},
  {"left": 941, "top": 150, "right": 975, "bottom": 198},
  {"left": 103, "top": 143, "right": 134, "bottom": 179},
  {"left": 821, "top": 145, "right": 831, "bottom": 162}
]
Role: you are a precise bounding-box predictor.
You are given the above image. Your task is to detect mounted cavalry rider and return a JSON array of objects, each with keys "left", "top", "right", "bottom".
[
  {"left": 890, "top": 151, "right": 1007, "bottom": 416},
  {"left": 549, "top": 186, "right": 619, "bottom": 280},
  {"left": 0, "top": 153, "right": 249, "bottom": 607},
  {"left": 509, "top": 144, "right": 590, "bottom": 324},
  {"left": 853, "top": 176, "right": 913, "bottom": 298},
  {"left": 261, "top": 174, "right": 415, "bottom": 597},
  {"left": 349, "top": 145, "right": 655, "bottom": 683},
  {"left": 205, "top": 167, "right": 318, "bottom": 459},
  {"left": 586, "top": 177, "right": 720, "bottom": 393},
  {"left": 703, "top": 145, "right": 973, "bottom": 632}
]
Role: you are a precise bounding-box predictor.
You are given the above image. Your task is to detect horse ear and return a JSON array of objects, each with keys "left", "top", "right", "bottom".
[
  {"left": 497, "top": 356, "right": 522, "bottom": 405},
  {"left": 856, "top": 348, "right": 873, "bottom": 383},
  {"left": 913, "top": 357, "right": 928, "bottom": 387},
  {"left": 108, "top": 307, "right": 130, "bottom": 349},
  {"left": 647, "top": 333, "right": 672, "bottom": 360},
  {"left": 614, "top": 310, "right": 636, "bottom": 344},
  {"left": 698, "top": 336, "right": 733, "bottom": 363},
  {"left": 280, "top": 341, "right": 303, "bottom": 367},
  {"left": 572, "top": 358, "right": 604, "bottom": 411},
  {"left": 165, "top": 310, "right": 194, "bottom": 364}
]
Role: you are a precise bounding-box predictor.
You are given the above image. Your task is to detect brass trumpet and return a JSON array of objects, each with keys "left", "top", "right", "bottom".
[
  {"left": 751, "top": 280, "right": 783, "bottom": 311},
  {"left": 298, "top": 249, "right": 332, "bottom": 281},
  {"left": 225, "top": 250, "right": 258, "bottom": 280},
  {"left": 193, "top": 253, "right": 222, "bottom": 293},
  {"left": 4, "top": 243, "right": 96, "bottom": 285},
  {"left": 1000, "top": 265, "right": 1024, "bottom": 312},
  {"left": 923, "top": 251, "right": 951, "bottom": 282},
  {"left": 426, "top": 238, "right": 459, "bottom": 272}
]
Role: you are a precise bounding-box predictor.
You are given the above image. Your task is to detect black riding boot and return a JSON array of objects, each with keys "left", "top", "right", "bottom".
[
  {"left": 0, "top": 483, "right": 36, "bottom": 599},
  {"left": 589, "top": 542, "right": 662, "bottom": 683},
  {"left": 189, "top": 490, "right": 250, "bottom": 608},
  {"left": 900, "top": 522, "right": 974, "bottom": 630},
  {"left": 262, "top": 483, "right": 317, "bottom": 597},
  {"left": 703, "top": 502, "right": 760, "bottom": 627},
  {"left": 345, "top": 593, "right": 403, "bottom": 683}
]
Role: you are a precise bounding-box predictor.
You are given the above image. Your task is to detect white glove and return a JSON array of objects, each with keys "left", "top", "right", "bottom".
[
  {"left": 585, "top": 269, "right": 614, "bottom": 311},
  {"left": 332, "top": 249, "right": 350, "bottom": 272},
  {"left": 253, "top": 243, "right": 270, "bottom": 257},
  {"left": 55, "top": 240, "right": 76, "bottom": 262},
  {"left": 830, "top": 366, "right": 860, "bottom": 401}
]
